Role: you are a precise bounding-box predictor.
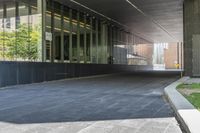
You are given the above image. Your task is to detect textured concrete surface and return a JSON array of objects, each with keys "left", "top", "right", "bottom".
[
  {"left": 185, "top": 78, "right": 200, "bottom": 84},
  {"left": 0, "top": 73, "right": 182, "bottom": 133},
  {"left": 183, "top": 0, "right": 200, "bottom": 76}
]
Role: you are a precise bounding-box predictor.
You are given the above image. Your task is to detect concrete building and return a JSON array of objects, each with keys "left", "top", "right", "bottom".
[
  {"left": 0, "top": 0, "right": 198, "bottom": 83},
  {"left": 0, "top": 0, "right": 199, "bottom": 86},
  {"left": 1, "top": 0, "right": 200, "bottom": 132},
  {"left": 0, "top": 0, "right": 154, "bottom": 87}
]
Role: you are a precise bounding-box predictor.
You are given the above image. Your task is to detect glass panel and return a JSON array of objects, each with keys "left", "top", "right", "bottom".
[
  {"left": 72, "top": 9, "right": 77, "bottom": 63},
  {"left": 112, "top": 28, "right": 116, "bottom": 64},
  {"left": 103, "top": 24, "right": 108, "bottom": 64},
  {"left": 107, "top": 26, "right": 112, "bottom": 64},
  {"left": 54, "top": 1, "right": 61, "bottom": 61},
  {"left": 0, "top": 4, "right": 4, "bottom": 60},
  {"left": 45, "top": 0, "right": 52, "bottom": 61},
  {"left": 16, "top": 1, "right": 29, "bottom": 61},
  {"left": 0, "top": 0, "right": 42, "bottom": 62},
  {"left": 114, "top": 29, "right": 121, "bottom": 64},
  {"left": 91, "top": 18, "right": 96, "bottom": 63},
  {"left": 79, "top": 12, "right": 85, "bottom": 63},
  {"left": 98, "top": 20, "right": 101, "bottom": 63},
  {"left": 63, "top": 6, "right": 70, "bottom": 62},
  {"left": 86, "top": 15, "right": 90, "bottom": 63},
  {"left": 29, "top": 0, "right": 42, "bottom": 61},
  {"left": 4, "top": 1, "right": 16, "bottom": 61}
]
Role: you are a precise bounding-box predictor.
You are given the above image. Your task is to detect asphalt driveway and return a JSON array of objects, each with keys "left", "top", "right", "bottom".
[{"left": 0, "top": 73, "right": 182, "bottom": 133}]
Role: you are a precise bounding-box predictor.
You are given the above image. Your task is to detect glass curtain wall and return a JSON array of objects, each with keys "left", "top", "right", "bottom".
[
  {"left": 0, "top": 0, "right": 42, "bottom": 61},
  {"left": 79, "top": 12, "right": 85, "bottom": 63},
  {"left": 91, "top": 18, "right": 97, "bottom": 63},
  {"left": 97, "top": 21, "right": 102, "bottom": 63},
  {"left": 107, "top": 26, "right": 113, "bottom": 64},
  {"left": 63, "top": 7, "right": 70, "bottom": 62},
  {"left": 112, "top": 27, "right": 153, "bottom": 65},
  {"left": 4, "top": 1, "right": 16, "bottom": 61},
  {"left": 0, "top": 4, "right": 3, "bottom": 59},
  {"left": 102, "top": 23, "right": 109, "bottom": 64},
  {"left": 112, "top": 27, "right": 117, "bottom": 64},
  {"left": 29, "top": 1, "right": 42, "bottom": 61},
  {"left": 45, "top": 0, "right": 52, "bottom": 61},
  {"left": 113, "top": 29, "right": 121, "bottom": 64},
  {"left": 86, "top": 15, "right": 91, "bottom": 63},
  {"left": 97, "top": 22, "right": 109, "bottom": 64},
  {"left": 54, "top": 2, "right": 61, "bottom": 62},
  {"left": 71, "top": 9, "right": 77, "bottom": 63},
  {"left": 18, "top": 1, "right": 29, "bottom": 61},
  {"left": 44, "top": 1, "right": 100, "bottom": 64},
  {"left": 0, "top": 0, "right": 153, "bottom": 65}
]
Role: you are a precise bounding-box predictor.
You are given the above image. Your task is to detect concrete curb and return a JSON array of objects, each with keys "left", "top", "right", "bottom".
[{"left": 164, "top": 77, "right": 200, "bottom": 133}]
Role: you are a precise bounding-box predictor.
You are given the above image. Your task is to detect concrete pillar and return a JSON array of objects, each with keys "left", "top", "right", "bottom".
[{"left": 184, "top": 0, "right": 200, "bottom": 76}]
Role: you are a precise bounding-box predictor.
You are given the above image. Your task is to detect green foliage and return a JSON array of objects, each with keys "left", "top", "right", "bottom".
[
  {"left": 0, "top": 24, "right": 41, "bottom": 61},
  {"left": 177, "top": 83, "right": 200, "bottom": 89},
  {"left": 186, "top": 93, "right": 200, "bottom": 111}
]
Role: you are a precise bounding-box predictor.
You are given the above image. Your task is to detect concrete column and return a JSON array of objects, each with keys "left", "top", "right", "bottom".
[{"left": 184, "top": 0, "right": 200, "bottom": 76}]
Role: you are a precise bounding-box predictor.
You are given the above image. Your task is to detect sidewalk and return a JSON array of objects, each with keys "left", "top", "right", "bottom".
[{"left": 164, "top": 77, "right": 200, "bottom": 133}]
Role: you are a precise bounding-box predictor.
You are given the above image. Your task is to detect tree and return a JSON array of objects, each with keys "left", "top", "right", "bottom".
[{"left": 0, "top": 24, "right": 41, "bottom": 61}]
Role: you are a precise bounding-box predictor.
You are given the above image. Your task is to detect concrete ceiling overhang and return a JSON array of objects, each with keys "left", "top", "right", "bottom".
[{"left": 57, "top": 0, "right": 183, "bottom": 43}]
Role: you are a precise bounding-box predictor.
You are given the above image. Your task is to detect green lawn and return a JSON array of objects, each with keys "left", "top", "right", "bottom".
[
  {"left": 177, "top": 83, "right": 200, "bottom": 89},
  {"left": 177, "top": 83, "right": 200, "bottom": 111},
  {"left": 186, "top": 93, "right": 200, "bottom": 111}
]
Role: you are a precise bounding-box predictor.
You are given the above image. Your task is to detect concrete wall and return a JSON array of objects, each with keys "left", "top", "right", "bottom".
[
  {"left": 184, "top": 0, "right": 200, "bottom": 76},
  {"left": 0, "top": 61, "right": 153, "bottom": 88}
]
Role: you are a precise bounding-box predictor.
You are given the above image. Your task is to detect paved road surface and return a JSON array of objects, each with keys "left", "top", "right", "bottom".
[{"left": 0, "top": 73, "right": 182, "bottom": 133}]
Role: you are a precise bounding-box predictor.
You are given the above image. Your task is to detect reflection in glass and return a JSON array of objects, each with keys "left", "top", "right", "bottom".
[
  {"left": 0, "top": 0, "right": 154, "bottom": 66},
  {"left": 54, "top": 1, "right": 61, "bottom": 61},
  {"left": 63, "top": 7, "right": 70, "bottom": 62},
  {"left": 98, "top": 21, "right": 101, "bottom": 63},
  {"left": 72, "top": 10, "right": 77, "bottom": 63},
  {"left": 86, "top": 15, "right": 91, "bottom": 63},
  {"left": 16, "top": 2, "right": 29, "bottom": 61},
  {"left": 0, "top": 4, "right": 4, "bottom": 60},
  {"left": 45, "top": 0, "right": 52, "bottom": 61},
  {"left": 29, "top": 1, "right": 42, "bottom": 61},
  {"left": 3, "top": 2, "right": 16, "bottom": 61},
  {"left": 91, "top": 18, "right": 96, "bottom": 63},
  {"left": 0, "top": 0, "right": 42, "bottom": 62},
  {"left": 79, "top": 13, "right": 85, "bottom": 63}
]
